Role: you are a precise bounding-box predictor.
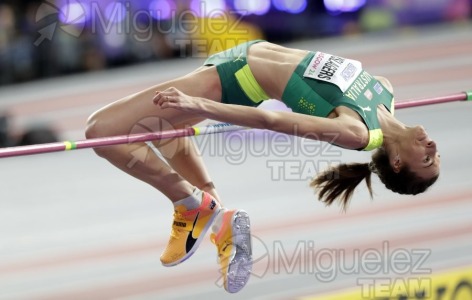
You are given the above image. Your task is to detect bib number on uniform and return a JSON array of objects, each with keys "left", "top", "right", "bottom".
[{"left": 303, "top": 52, "right": 363, "bottom": 93}]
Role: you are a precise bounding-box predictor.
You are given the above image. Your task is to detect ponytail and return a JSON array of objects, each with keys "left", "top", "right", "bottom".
[
  {"left": 310, "top": 162, "right": 373, "bottom": 210},
  {"left": 311, "top": 147, "right": 439, "bottom": 210}
]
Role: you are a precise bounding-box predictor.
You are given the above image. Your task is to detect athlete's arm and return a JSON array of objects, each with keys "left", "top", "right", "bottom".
[{"left": 154, "top": 87, "right": 368, "bottom": 149}]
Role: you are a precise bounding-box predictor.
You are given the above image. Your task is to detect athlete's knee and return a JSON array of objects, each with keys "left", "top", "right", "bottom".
[
  {"left": 85, "top": 111, "right": 105, "bottom": 139},
  {"left": 85, "top": 111, "right": 114, "bottom": 157}
]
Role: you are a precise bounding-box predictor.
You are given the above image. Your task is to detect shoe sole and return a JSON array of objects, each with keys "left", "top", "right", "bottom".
[
  {"left": 226, "top": 210, "right": 253, "bottom": 293},
  {"left": 162, "top": 207, "right": 222, "bottom": 267}
]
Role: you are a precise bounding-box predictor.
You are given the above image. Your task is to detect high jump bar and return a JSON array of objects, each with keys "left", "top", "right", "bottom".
[{"left": 0, "top": 91, "right": 470, "bottom": 159}]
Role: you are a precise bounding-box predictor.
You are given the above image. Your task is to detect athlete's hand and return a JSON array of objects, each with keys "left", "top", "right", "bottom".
[{"left": 153, "top": 87, "right": 202, "bottom": 113}]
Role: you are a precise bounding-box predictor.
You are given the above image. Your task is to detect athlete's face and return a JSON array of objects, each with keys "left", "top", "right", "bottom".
[{"left": 399, "top": 125, "right": 441, "bottom": 179}]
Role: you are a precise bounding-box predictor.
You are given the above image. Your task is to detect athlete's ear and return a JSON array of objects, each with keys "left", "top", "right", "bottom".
[{"left": 391, "top": 154, "right": 401, "bottom": 173}]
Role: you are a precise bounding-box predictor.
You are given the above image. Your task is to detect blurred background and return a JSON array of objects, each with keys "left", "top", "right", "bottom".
[
  {"left": 0, "top": 0, "right": 470, "bottom": 87},
  {"left": 0, "top": 0, "right": 470, "bottom": 145},
  {"left": 1, "top": 1, "right": 472, "bottom": 300}
]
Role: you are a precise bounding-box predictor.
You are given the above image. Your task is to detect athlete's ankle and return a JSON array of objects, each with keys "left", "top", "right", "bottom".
[
  {"left": 211, "top": 207, "right": 228, "bottom": 233},
  {"left": 173, "top": 187, "right": 202, "bottom": 210}
]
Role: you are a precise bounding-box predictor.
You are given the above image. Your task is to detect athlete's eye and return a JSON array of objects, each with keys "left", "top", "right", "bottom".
[{"left": 423, "top": 156, "right": 430, "bottom": 163}]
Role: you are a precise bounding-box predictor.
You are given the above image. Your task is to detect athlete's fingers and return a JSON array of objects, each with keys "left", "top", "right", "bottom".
[
  {"left": 154, "top": 88, "right": 189, "bottom": 109},
  {"left": 153, "top": 92, "right": 164, "bottom": 105},
  {"left": 160, "top": 98, "right": 182, "bottom": 110},
  {"left": 156, "top": 95, "right": 169, "bottom": 107},
  {"left": 155, "top": 89, "right": 178, "bottom": 101},
  {"left": 159, "top": 101, "right": 173, "bottom": 109},
  {"left": 152, "top": 92, "right": 163, "bottom": 104},
  {"left": 153, "top": 91, "right": 171, "bottom": 105},
  {"left": 157, "top": 94, "right": 179, "bottom": 107}
]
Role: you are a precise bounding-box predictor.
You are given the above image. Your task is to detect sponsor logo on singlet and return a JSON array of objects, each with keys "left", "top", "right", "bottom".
[
  {"left": 304, "top": 52, "right": 362, "bottom": 93},
  {"left": 344, "top": 71, "right": 374, "bottom": 101}
]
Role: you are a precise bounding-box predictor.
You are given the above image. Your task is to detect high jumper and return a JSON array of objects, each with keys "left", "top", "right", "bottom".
[{"left": 83, "top": 40, "right": 441, "bottom": 293}]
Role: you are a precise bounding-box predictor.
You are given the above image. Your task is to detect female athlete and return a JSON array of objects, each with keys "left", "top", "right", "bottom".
[{"left": 85, "top": 40, "right": 440, "bottom": 293}]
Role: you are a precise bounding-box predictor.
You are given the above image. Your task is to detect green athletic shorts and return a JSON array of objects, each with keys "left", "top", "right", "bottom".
[{"left": 204, "top": 40, "right": 269, "bottom": 107}]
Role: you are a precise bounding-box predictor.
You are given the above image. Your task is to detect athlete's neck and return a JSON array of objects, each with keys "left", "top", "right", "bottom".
[{"left": 377, "top": 106, "right": 408, "bottom": 147}]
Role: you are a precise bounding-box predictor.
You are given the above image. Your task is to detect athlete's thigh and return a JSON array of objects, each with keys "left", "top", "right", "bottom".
[{"left": 90, "top": 66, "right": 221, "bottom": 134}]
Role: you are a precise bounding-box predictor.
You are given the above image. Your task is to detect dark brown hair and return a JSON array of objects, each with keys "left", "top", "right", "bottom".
[{"left": 310, "top": 148, "right": 439, "bottom": 210}]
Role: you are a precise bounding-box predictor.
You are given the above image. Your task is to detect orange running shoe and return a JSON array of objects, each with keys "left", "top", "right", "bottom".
[
  {"left": 211, "top": 209, "right": 252, "bottom": 293},
  {"left": 160, "top": 191, "right": 220, "bottom": 267}
]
